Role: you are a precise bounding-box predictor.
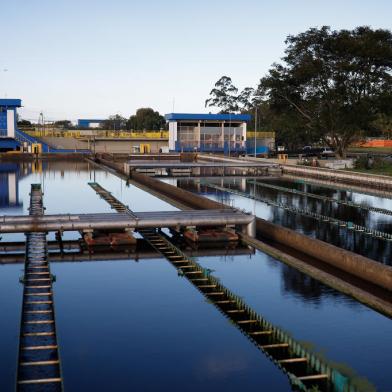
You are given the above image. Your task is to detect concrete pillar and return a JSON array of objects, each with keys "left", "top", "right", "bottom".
[
  {"left": 196, "top": 121, "right": 201, "bottom": 150},
  {"left": 242, "top": 121, "right": 247, "bottom": 150},
  {"left": 240, "top": 178, "right": 246, "bottom": 192},
  {"left": 244, "top": 217, "right": 256, "bottom": 238},
  {"left": 221, "top": 121, "right": 225, "bottom": 149},
  {"left": 169, "top": 121, "right": 177, "bottom": 151},
  {"left": 7, "top": 109, "right": 15, "bottom": 138}
]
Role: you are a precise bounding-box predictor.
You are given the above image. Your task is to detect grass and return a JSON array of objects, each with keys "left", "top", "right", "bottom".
[
  {"left": 350, "top": 167, "right": 392, "bottom": 176},
  {"left": 349, "top": 166, "right": 392, "bottom": 176},
  {"left": 348, "top": 154, "right": 392, "bottom": 176},
  {"left": 348, "top": 147, "right": 392, "bottom": 154}
]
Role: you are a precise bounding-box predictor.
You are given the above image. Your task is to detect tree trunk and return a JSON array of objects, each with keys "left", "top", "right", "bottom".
[{"left": 336, "top": 144, "right": 347, "bottom": 159}]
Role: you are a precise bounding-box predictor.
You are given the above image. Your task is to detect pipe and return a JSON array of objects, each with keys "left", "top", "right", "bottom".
[{"left": 0, "top": 210, "right": 254, "bottom": 233}]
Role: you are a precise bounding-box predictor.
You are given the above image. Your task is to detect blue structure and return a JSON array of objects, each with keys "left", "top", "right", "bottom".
[
  {"left": 0, "top": 99, "right": 90, "bottom": 153},
  {"left": 77, "top": 119, "right": 105, "bottom": 128},
  {"left": 0, "top": 99, "right": 21, "bottom": 151},
  {"left": 165, "top": 113, "right": 251, "bottom": 122},
  {"left": 165, "top": 113, "right": 251, "bottom": 154},
  {"left": 0, "top": 99, "right": 21, "bottom": 137},
  {"left": 0, "top": 163, "right": 23, "bottom": 210},
  {"left": 246, "top": 139, "right": 273, "bottom": 155}
]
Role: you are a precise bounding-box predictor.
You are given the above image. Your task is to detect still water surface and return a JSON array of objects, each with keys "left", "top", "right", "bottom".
[
  {"left": 167, "top": 177, "right": 392, "bottom": 265},
  {"left": 0, "top": 162, "right": 391, "bottom": 391}
]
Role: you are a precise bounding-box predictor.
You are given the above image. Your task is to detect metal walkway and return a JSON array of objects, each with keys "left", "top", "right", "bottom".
[
  {"left": 125, "top": 161, "right": 274, "bottom": 168},
  {"left": 248, "top": 179, "right": 392, "bottom": 216},
  {"left": 16, "top": 184, "right": 63, "bottom": 391},
  {"left": 0, "top": 211, "right": 254, "bottom": 234},
  {"left": 206, "top": 183, "right": 392, "bottom": 242},
  {"left": 89, "top": 182, "right": 360, "bottom": 392}
]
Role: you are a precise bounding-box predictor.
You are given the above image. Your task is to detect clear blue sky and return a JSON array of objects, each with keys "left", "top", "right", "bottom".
[{"left": 1, "top": 0, "right": 391, "bottom": 122}]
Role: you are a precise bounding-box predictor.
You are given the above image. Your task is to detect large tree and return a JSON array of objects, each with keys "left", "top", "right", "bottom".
[
  {"left": 54, "top": 120, "right": 73, "bottom": 129},
  {"left": 205, "top": 76, "right": 240, "bottom": 113},
  {"left": 127, "top": 108, "right": 165, "bottom": 131},
  {"left": 205, "top": 76, "right": 260, "bottom": 114},
  {"left": 257, "top": 26, "right": 392, "bottom": 157},
  {"left": 102, "top": 114, "right": 127, "bottom": 131},
  {"left": 17, "top": 119, "right": 32, "bottom": 128}
]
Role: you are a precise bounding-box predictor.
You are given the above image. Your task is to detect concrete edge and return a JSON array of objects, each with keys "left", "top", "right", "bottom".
[{"left": 240, "top": 234, "right": 392, "bottom": 319}]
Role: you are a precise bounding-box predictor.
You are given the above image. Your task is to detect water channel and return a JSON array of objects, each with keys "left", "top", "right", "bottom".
[{"left": 0, "top": 161, "right": 391, "bottom": 391}]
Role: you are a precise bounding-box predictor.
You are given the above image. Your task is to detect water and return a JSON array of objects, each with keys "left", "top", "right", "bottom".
[
  {"left": 167, "top": 177, "right": 392, "bottom": 265},
  {"left": 0, "top": 161, "right": 391, "bottom": 391}
]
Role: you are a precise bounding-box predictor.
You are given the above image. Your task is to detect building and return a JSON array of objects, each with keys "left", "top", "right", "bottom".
[
  {"left": 0, "top": 99, "right": 21, "bottom": 151},
  {"left": 246, "top": 131, "right": 276, "bottom": 155},
  {"left": 77, "top": 119, "right": 105, "bottom": 129},
  {"left": 0, "top": 163, "right": 22, "bottom": 210},
  {"left": 165, "top": 113, "right": 250, "bottom": 154}
]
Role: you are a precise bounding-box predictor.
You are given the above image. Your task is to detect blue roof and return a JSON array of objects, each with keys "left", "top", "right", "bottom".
[
  {"left": 165, "top": 113, "right": 251, "bottom": 122},
  {"left": 78, "top": 119, "right": 105, "bottom": 123},
  {"left": 0, "top": 99, "right": 22, "bottom": 108}
]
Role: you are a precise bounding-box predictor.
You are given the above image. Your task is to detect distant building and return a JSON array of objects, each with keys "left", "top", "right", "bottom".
[
  {"left": 77, "top": 119, "right": 105, "bottom": 128},
  {"left": 0, "top": 99, "right": 21, "bottom": 151},
  {"left": 165, "top": 113, "right": 250, "bottom": 154},
  {"left": 0, "top": 163, "right": 22, "bottom": 209}
]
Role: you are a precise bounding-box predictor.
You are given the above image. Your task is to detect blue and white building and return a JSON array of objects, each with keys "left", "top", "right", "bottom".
[
  {"left": 0, "top": 99, "right": 21, "bottom": 151},
  {"left": 77, "top": 119, "right": 105, "bottom": 128},
  {"left": 165, "top": 113, "right": 251, "bottom": 154}
]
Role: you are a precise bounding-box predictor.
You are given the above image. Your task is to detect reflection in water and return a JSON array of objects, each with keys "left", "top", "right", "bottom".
[
  {"left": 173, "top": 178, "right": 392, "bottom": 265},
  {"left": 0, "top": 161, "right": 391, "bottom": 390},
  {"left": 280, "top": 263, "right": 346, "bottom": 304},
  {"left": 0, "top": 163, "right": 25, "bottom": 211}
]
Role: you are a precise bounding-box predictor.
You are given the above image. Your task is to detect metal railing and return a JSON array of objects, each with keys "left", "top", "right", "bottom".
[
  {"left": 206, "top": 183, "right": 392, "bottom": 242},
  {"left": 89, "top": 181, "right": 367, "bottom": 392}
]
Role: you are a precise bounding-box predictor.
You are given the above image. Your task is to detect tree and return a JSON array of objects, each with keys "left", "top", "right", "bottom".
[
  {"left": 54, "top": 120, "right": 73, "bottom": 129},
  {"left": 17, "top": 119, "right": 32, "bottom": 128},
  {"left": 127, "top": 108, "right": 165, "bottom": 131},
  {"left": 258, "top": 26, "right": 392, "bottom": 157},
  {"left": 205, "top": 76, "right": 240, "bottom": 113},
  {"left": 103, "top": 115, "right": 127, "bottom": 131},
  {"left": 237, "top": 87, "right": 255, "bottom": 111},
  {"left": 372, "top": 113, "right": 392, "bottom": 139}
]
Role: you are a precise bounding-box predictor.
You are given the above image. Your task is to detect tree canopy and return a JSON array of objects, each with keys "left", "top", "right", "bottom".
[
  {"left": 258, "top": 26, "right": 392, "bottom": 157},
  {"left": 127, "top": 108, "right": 165, "bottom": 131},
  {"left": 206, "top": 26, "right": 392, "bottom": 156},
  {"left": 205, "top": 76, "right": 240, "bottom": 113},
  {"left": 17, "top": 119, "right": 32, "bottom": 127},
  {"left": 54, "top": 120, "right": 73, "bottom": 129},
  {"left": 102, "top": 114, "right": 127, "bottom": 131}
]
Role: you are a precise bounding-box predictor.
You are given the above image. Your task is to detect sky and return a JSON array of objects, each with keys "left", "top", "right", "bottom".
[{"left": 1, "top": 0, "right": 391, "bottom": 122}]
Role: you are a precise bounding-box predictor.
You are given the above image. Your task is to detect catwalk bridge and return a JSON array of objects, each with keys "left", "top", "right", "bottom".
[
  {"left": 8, "top": 181, "right": 367, "bottom": 391},
  {"left": 0, "top": 210, "right": 255, "bottom": 236},
  {"left": 89, "top": 181, "right": 363, "bottom": 392}
]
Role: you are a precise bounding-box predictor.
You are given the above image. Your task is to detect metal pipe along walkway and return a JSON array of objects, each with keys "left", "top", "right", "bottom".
[
  {"left": 89, "top": 181, "right": 361, "bottom": 392},
  {"left": 0, "top": 211, "right": 255, "bottom": 236},
  {"left": 16, "top": 184, "right": 63, "bottom": 391}
]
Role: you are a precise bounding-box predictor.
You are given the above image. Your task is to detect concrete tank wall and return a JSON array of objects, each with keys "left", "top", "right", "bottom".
[{"left": 129, "top": 170, "right": 392, "bottom": 292}]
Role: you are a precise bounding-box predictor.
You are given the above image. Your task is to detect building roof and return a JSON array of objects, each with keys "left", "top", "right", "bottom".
[
  {"left": 0, "top": 99, "right": 22, "bottom": 108},
  {"left": 165, "top": 113, "right": 251, "bottom": 122},
  {"left": 78, "top": 119, "right": 105, "bottom": 123}
]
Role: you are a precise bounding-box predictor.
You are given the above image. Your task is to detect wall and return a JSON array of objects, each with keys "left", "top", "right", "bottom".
[{"left": 128, "top": 170, "right": 392, "bottom": 292}]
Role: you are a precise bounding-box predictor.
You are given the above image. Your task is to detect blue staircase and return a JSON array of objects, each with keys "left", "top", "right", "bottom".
[{"left": 15, "top": 129, "right": 90, "bottom": 153}]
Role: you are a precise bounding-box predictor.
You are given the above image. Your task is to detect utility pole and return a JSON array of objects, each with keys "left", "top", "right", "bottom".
[{"left": 254, "top": 105, "right": 258, "bottom": 157}]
